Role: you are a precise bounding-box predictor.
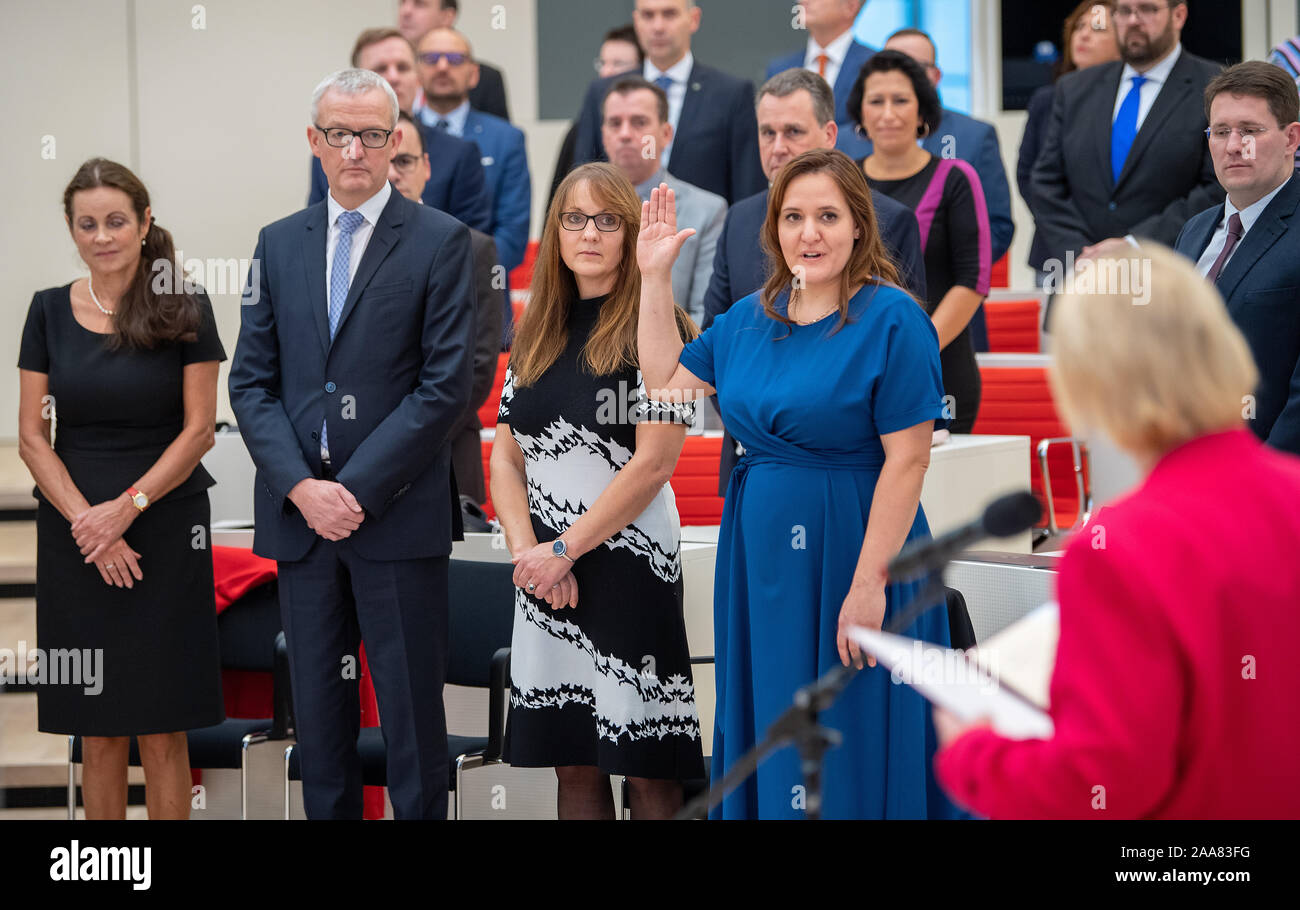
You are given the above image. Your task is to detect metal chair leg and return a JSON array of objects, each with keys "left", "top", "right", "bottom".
[
  {"left": 283, "top": 745, "right": 294, "bottom": 820},
  {"left": 240, "top": 732, "right": 268, "bottom": 820}
]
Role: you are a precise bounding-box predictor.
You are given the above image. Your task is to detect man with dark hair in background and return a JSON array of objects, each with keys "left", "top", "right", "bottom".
[
  {"left": 398, "top": 0, "right": 511, "bottom": 120},
  {"left": 1032, "top": 0, "right": 1223, "bottom": 270},
  {"left": 571, "top": 0, "right": 766, "bottom": 204},
  {"left": 766, "top": 0, "right": 873, "bottom": 132},
  {"left": 1175, "top": 61, "right": 1300, "bottom": 455}
]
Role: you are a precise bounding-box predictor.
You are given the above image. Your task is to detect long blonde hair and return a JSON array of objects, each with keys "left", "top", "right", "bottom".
[{"left": 510, "top": 163, "right": 695, "bottom": 386}]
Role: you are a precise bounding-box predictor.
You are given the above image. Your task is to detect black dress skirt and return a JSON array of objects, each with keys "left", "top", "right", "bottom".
[
  {"left": 18, "top": 284, "right": 226, "bottom": 736},
  {"left": 498, "top": 295, "right": 705, "bottom": 780}
]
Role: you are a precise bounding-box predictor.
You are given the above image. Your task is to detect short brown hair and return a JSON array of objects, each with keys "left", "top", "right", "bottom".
[
  {"left": 604, "top": 76, "right": 669, "bottom": 124},
  {"left": 1204, "top": 60, "right": 1300, "bottom": 128},
  {"left": 350, "top": 28, "right": 414, "bottom": 67}
]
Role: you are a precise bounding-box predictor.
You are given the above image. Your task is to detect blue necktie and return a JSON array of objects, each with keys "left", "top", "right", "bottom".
[
  {"left": 654, "top": 74, "right": 674, "bottom": 93},
  {"left": 1111, "top": 73, "right": 1147, "bottom": 183},
  {"left": 435, "top": 118, "right": 450, "bottom": 133},
  {"left": 322, "top": 210, "right": 364, "bottom": 457}
]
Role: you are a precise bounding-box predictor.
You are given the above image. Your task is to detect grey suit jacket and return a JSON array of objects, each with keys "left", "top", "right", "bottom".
[{"left": 653, "top": 172, "right": 727, "bottom": 326}]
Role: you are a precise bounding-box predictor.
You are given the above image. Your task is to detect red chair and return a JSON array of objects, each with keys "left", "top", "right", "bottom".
[
  {"left": 989, "top": 253, "right": 1009, "bottom": 289},
  {"left": 508, "top": 241, "right": 539, "bottom": 292},
  {"left": 480, "top": 437, "right": 496, "bottom": 521},
  {"left": 971, "top": 360, "right": 1092, "bottom": 537},
  {"left": 983, "top": 298, "right": 1041, "bottom": 353},
  {"left": 476, "top": 352, "right": 511, "bottom": 432},
  {"left": 669, "top": 435, "right": 726, "bottom": 526}
]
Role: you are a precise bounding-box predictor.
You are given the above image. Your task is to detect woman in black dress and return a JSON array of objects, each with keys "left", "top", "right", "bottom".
[
  {"left": 17, "top": 158, "right": 225, "bottom": 819},
  {"left": 849, "top": 51, "right": 992, "bottom": 433},
  {"left": 491, "top": 162, "right": 704, "bottom": 819}
]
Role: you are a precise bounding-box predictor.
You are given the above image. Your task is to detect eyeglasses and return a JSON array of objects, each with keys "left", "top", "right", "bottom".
[
  {"left": 1114, "top": 3, "right": 1169, "bottom": 21},
  {"left": 391, "top": 153, "right": 423, "bottom": 172},
  {"left": 560, "top": 212, "right": 623, "bottom": 232},
  {"left": 315, "top": 125, "right": 393, "bottom": 148},
  {"left": 418, "top": 51, "right": 470, "bottom": 66},
  {"left": 594, "top": 57, "right": 638, "bottom": 74},
  {"left": 1205, "top": 126, "right": 1271, "bottom": 143}
]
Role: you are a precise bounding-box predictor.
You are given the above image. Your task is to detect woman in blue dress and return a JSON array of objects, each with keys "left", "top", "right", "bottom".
[{"left": 636, "top": 148, "right": 957, "bottom": 819}]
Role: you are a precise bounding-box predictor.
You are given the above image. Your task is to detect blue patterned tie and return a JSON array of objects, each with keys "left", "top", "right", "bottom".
[
  {"left": 1111, "top": 73, "right": 1147, "bottom": 183},
  {"left": 322, "top": 209, "right": 364, "bottom": 457}
]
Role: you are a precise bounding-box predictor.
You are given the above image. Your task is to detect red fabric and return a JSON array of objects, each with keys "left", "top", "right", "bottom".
[
  {"left": 989, "top": 252, "right": 1008, "bottom": 288},
  {"left": 476, "top": 353, "right": 511, "bottom": 434},
  {"left": 212, "top": 545, "right": 278, "bottom": 613},
  {"left": 935, "top": 429, "right": 1300, "bottom": 818},
  {"left": 669, "top": 435, "right": 725, "bottom": 525},
  {"left": 221, "top": 669, "right": 274, "bottom": 719},
  {"left": 508, "top": 241, "right": 540, "bottom": 291},
  {"left": 983, "top": 299, "right": 1040, "bottom": 353}
]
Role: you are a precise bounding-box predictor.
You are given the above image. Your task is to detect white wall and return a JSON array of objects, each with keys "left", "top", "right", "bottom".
[{"left": 1, "top": 0, "right": 565, "bottom": 438}]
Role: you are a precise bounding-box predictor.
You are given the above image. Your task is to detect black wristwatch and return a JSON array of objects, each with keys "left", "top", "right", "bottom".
[{"left": 552, "top": 538, "right": 575, "bottom": 564}]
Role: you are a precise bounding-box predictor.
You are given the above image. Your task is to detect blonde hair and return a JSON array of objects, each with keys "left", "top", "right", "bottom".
[
  {"left": 1047, "top": 243, "right": 1259, "bottom": 457},
  {"left": 509, "top": 163, "right": 696, "bottom": 387}
]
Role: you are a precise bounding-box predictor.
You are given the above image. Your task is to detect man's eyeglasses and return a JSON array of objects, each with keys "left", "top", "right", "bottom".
[
  {"left": 560, "top": 212, "right": 623, "bottom": 232},
  {"left": 419, "top": 51, "right": 470, "bottom": 66},
  {"left": 391, "top": 153, "right": 423, "bottom": 172},
  {"left": 1205, "top": 126, "right": 1271, "bottom": 143},
  {"left": 315, "top": 125, "right": 393, "bottom": 148},
  {"left": 1114, "top": 3, "right": 1169, "bottom": 21}
]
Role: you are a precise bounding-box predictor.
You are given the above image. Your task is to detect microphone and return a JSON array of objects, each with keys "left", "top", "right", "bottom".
[{"left": 887, "top": 491, "right": 1042, "bottom": 582}]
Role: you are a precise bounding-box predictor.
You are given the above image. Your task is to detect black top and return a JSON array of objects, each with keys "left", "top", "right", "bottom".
[
  {"left": 18, "top": 283, "right": 227, "bottom": 503},
  {"left": 864, "top": 155, "right": 989, "bottom": 430}
]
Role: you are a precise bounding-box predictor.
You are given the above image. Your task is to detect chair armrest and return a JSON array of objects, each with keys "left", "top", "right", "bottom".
[
  {"left": 1036, "top": 437, "right": 1091, "bottom": 535},
  {"left": 486, "top": 646, "right": 511, "bottom": 762}
]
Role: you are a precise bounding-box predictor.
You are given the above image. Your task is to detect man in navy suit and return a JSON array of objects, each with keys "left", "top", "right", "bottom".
[
  {"left": 1174, "top": 62, "right": 1300, "bottom": 455},
  {"left": 702, "top": 69, "right": 927, "bottom": 495},
  {"left": 765, "top": 0, "right": 873, "bottom": 131},
  {"left": 416, "top": 28, "right": 530, "bottom": 279},
  {"left": 229, "top": 70, "right": 475, "bottom": 819},
  {"left": 571, "top": 0, "right": 766, "bottom": 204},
  {"left": 306, "top": 28, "right": 491, "bottom": 235}
]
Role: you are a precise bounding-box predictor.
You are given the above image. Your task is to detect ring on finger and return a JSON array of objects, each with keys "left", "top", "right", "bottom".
[{"left": 526, "top": 582, "right": 536, "bottom": 592}]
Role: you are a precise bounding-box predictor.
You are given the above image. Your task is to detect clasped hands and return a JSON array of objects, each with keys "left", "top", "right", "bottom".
[
  {"left": 511, "top": 541, "right": 578, "bottom": 610},
  {"left": 289, "top": 478, "right": 365, "bottom": 541},
  {"left": 70, "top": 494, "right": 143, "bottom": 588}
]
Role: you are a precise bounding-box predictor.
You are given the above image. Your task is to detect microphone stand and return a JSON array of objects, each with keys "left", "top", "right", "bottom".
[{"left": 675, "top": 570, "right": 950, "bottom": 821}]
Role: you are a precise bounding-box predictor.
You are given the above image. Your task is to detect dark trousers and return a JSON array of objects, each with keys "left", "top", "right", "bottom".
[{"left": 277, "top": 536, "right": 450, "bottom": 820}]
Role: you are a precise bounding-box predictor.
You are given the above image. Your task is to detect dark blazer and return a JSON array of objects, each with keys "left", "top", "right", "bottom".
[
  {"left": 449, "top": 228, "right": 506, "bottom": 504},
  {"left": 1030, "top": 48, "right": 1225, "bottom": 270},
  {"left": 701, "top": 186, "right": 928, "bottom": 495},
  {"left": 838, "top": 108, "right": 1015, "bottom": 264},
  {"left": 572, "top": 60, "right": 766, "bottom": 204},
  {"left": 307, "top": 122, "right": 492, "bottom": 234},
  {"left": 1174, "top": 176, "right": 1300, "bottom": 455},
  {"left": 469, "top": 61, "right": 510, "bottom": 122},
  {"left": 1017, "top": 83, "right": 1055, "bottom": 272},
  {"left": 765, "top": 39, "right": 876, "bottom": 128},
  {"left": 228, "top": 190, "right": 476, "bottom": 561}
]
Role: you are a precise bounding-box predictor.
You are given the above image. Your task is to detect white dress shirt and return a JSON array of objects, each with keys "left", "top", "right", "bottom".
[
  {"left": 322, "top": 180, "right": 391, "bottom": 459},
  {"left": 1195, "top": 175, "right": 1292, "bottom": 278},
  {"left": 1112, "top": 42, "right": 1182, "bottom": 130},
  {"left": 416, "top": 99, "right": 470, "bottom": 138},
  {"left": 803, "top": 28, "right": 856, "bottom": 91},
  {"left": 645, "top": 51, "right": 694, "bottom": 167}
]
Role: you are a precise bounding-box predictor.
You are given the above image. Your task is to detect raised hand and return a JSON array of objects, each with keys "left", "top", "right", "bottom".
[{"left": 636, "top": 184, "right": 696, "bottom": 280}]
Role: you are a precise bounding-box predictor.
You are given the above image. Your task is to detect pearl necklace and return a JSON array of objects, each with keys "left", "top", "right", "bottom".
[{"left": 87, "top": 276, "right": 115, "bottom": 316}]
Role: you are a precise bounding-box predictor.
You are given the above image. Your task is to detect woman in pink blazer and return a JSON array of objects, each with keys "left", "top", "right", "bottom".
[{"left": 933, "top": 244, "right": 1300, "bottom": 819}]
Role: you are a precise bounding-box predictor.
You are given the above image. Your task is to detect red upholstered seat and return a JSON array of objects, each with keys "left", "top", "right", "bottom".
[
  {"left": 480, "top": 434, "right": 725, "bottom": 528},
  {"left": 508, "top": 241, "right": 540, "bottom": 291},
  {"left": 989, "top": 253, "right": 1009, "bottom": 289},
  {"left": 670, "top": 435, "right": 725, "bottom": 526},
  {"left": 971, "top": 365, "right": 1088, "bottom": 529},
  {"left": 984, "top": 298, "right": 1041, "bottom": 353},
  {"left": 477, "top": 352, "right": 511, "bottom": 432}
]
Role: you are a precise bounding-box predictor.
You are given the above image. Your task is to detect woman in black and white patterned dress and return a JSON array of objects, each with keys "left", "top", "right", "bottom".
[{"left": 491, "top": 163, "right": 704, "bottom": 819}]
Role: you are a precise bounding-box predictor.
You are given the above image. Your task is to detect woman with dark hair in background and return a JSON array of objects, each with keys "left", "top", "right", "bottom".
[
  {"left": 17, "top": 158, "right": 226, "bottom": 819},
  {"left": 491, "top": 162, "right": 703, "bottom": 819},
  {"left": 637, "top": 148, "right": 956, "bottom": 819},
  {"left": 850, "top": 50, "right": 991, "bottom": 433},
  {"left": 1018, "top": 1, "right": 1120, "bottom": 280}
]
